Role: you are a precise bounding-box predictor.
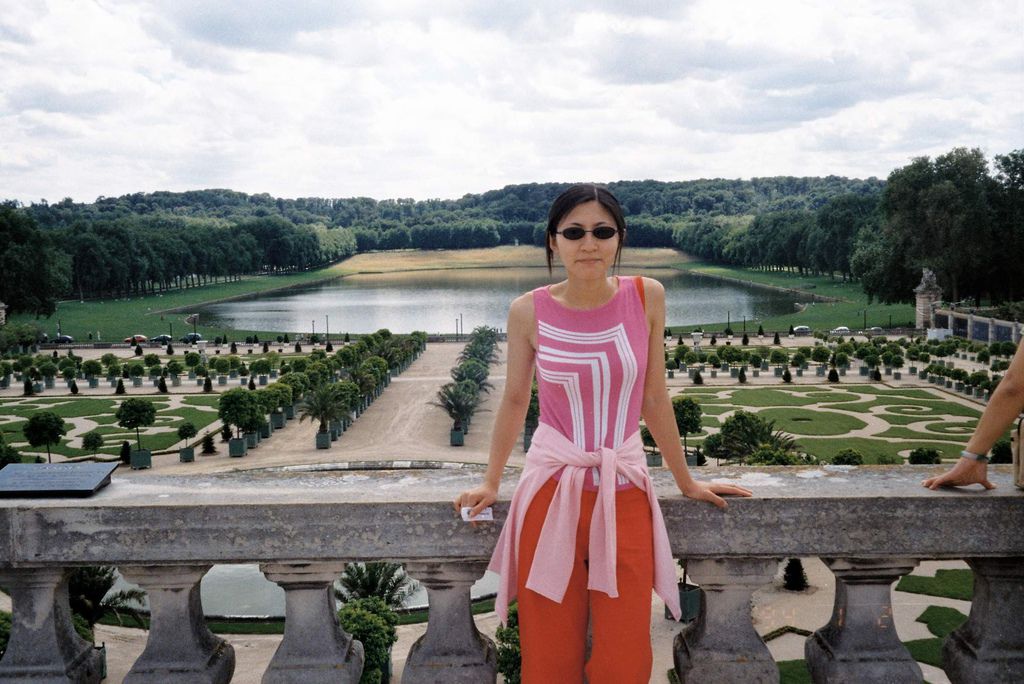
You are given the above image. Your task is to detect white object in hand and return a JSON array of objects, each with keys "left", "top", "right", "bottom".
[{"left": 461, "top": 506, "right": 493, "bottom": 522}]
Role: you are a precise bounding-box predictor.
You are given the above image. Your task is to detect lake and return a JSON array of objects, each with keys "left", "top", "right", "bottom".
[{"left": 196, "top": 268, "right": 801, "bottom": 334}]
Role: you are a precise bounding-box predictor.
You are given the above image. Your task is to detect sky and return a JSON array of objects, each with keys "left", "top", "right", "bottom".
[{"left": 1, "top": 0, "right": 1021, "bottom": 204}]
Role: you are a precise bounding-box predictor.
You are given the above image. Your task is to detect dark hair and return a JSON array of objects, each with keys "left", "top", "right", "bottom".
[{"left": 545, "top": 184, "right": 627, "bottom": 274}]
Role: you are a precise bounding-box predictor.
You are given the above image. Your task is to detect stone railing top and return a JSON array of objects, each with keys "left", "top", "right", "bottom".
[{"left": 1, "top": 465, "right": 1021, "bottom": 566}]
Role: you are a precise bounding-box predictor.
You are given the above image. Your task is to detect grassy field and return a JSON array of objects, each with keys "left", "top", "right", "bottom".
[
  {"left": 0, "top": 395, "right": 220, "bottom": 459},
  {"left": 674, "top": 384, "right": 984, "bottom": 463}
]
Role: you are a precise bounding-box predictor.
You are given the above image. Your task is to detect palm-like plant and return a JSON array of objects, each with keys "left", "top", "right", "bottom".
[
  {"left": 335, "top": 562, "right": 418, "bottom": 610},
  {"left": 432, "top": 379, "right": 482, "bottom": 432},
  {"left": 299, "top": 383, "right": 346, "bottom": 433},
  {"left": 717, "top": 410, "right": 798, "bottom": 463},
  {"left": 451, "top": 358, "right": 493, "bottom": 393}
]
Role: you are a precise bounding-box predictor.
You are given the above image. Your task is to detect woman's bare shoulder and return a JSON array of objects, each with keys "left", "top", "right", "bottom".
[
  {"left": 637, "top": 276, "right": 665, "bottom": 300},
  {"left": 508, "top": 291, "right": 536, "bottom": 328}
]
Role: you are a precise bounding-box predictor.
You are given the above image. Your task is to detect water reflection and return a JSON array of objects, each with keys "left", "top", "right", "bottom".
[{"left": 196, "top": 268, "right": 800, "bottom": 334}]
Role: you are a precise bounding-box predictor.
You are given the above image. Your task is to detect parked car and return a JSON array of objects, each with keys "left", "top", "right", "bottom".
[
  {"left": 866, "top": 326, "right": 885, "bottom": 335},
  {"left": 55, "top": 335, "right": 75, "bottom": 344},
  {"left": 830, "top": 326, "right": 851, "bottom": 336},
  {"left": 150, "top": 334, "right": 173, "bottom": 344},
  {"left": 180, "top": 333, "right": 203, "bottom": 344},
  {"left": 792, "top": 325, "right": 812, "bottom": 336},
  {"left": 124, "top": 334, "right": 148, "bottom": 344}
]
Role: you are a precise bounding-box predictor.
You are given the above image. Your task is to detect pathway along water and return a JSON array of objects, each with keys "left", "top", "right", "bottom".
[{"left": 194, "top": 267, "right": 803, "bottom": 335}]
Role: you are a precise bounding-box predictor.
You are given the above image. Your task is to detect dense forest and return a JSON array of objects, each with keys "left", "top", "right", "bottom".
[{"left": 1, "top": 147, "right": 1020, "bottom": 318}]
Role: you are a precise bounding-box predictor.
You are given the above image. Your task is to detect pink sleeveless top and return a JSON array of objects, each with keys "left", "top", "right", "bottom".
[{"left": 534, "top": 277, "right": 649, "bottom": 489}]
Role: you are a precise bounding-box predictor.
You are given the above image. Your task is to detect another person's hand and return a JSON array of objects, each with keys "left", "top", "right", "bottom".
[
  {"left": 453, "top": 484, "right": 498, "bottom": 525},
  {"left": 679, "top": 480, "right": 753, "bottom": 509},
  {"left": 922, "top": 459, "right": 995, "bottom": 490}
]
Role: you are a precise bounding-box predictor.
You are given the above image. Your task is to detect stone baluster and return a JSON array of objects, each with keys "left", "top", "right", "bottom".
[
  {"left": 805, "top": 557, "right": 921, "bottom": 683},
  {"left": 943, "top": 557, "right": 1024, "bottom": 683},
  {"left": 674, "top": 557, "right": 780, "bottom": 683},
  {"left": 260, "top": 562, "right": 363, "bottom": 684},
  {"left": 120, "top": 565, "right": 234, "bottom": 683},
  {"left": 0, "top": 567, "right": 103, "bottom": 683},
  {"left": 402, "top": 560, "right": 496, "bottom": 684}
]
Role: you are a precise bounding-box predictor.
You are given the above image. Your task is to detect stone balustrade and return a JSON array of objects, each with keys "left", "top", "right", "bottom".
[{"left": 0, "top": 465, "right": 1021, "bottom": 683}]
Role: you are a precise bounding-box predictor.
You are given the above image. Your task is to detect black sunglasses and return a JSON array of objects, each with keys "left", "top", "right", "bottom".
[{"left": 555, "top": 226, "right": 618, "bottom": 240}]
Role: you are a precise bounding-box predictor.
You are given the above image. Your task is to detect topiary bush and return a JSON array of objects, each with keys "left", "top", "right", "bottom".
[
  {"left": 782, "top": 368, "right": 792, "bottom": 384},
  {"left": 201, "top": 432, "right": 217, "bottom": 454},
  {"left": 692, "top": 370, "right": 703, "bottom": 385},
  {"left": 81, "top": 432, "right": 104, "bottom": 453},
  {"left": 831, "top": 448, "right": 864, "bottom": 466},
  {"left": 908, "top": 447, "right": 942, "bottom": 465},
  {"left": 990, "top": 438, "right": 1012, "bottom": 464},
  {"left": 783, "top": 558, "right": 808, "bottom": 591},
  {"left": 337, "top": 597, "right": 398, "bottom": 684},
  {"left": 496, "top": 602, "right": 521, "bottom": 684}
]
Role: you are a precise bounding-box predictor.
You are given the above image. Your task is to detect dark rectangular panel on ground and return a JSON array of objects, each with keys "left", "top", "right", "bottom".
[{"left": 0, "top": 463, "right": 119, "bottom": 498}]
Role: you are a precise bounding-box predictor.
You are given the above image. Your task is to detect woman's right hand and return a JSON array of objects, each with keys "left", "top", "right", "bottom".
[{"left": 453, "top": 483, "right": 498, "bottom": 522}]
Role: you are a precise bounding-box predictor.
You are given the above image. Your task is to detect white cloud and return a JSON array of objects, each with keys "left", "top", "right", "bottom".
[{"left": 0, "top": 0, "right": 1020, "bottom": 203}]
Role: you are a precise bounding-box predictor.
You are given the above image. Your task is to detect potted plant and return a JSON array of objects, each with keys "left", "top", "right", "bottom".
[
  {"left": 640, "top": 425, "right": 661, "bottom": 466},
  {"left": 22, "top": 411, "right": 67, "bottom": 463},
  {"left": 38, "top": 361, "right": 58, "bottom": 389},
  {"left": 116, "top": 398, "right": 156, "bottom": 469},
  {"left": 299, "top": 383, "right": 345, "bottom": 449},
  {"left": 177, "top": 422, "right": 197, "bottom": 462},
  {"left": 432, "top": 380, "right": 480, "bottom": 446},
  {"left": 218, "top": 388, "right": 263, "bottom": 457},
  {"left": 665, "top": 559, "right": 703, "bottom": 622}
]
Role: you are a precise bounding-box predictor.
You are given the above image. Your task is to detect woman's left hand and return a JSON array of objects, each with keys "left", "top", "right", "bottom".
[
  {"left": 922, "top": 459, "right": 995, "bottom": 490},
  {"left": 679, "top": 480, "right": 753, "bottom": 509}
]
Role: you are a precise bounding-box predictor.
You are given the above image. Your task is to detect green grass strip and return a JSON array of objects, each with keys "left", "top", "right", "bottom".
[{"left": 896, "top": 569, "right": 974, "bottom": 601}]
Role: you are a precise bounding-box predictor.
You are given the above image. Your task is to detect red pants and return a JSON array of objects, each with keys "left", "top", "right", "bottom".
[{"left": 517, "top": 478, "right": 654, "bottom": 683}]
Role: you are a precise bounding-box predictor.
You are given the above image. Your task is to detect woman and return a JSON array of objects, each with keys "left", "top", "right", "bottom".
[
  {"left": 922, "top": 343, "right": 1023, "bottom": 490},
  {"left": 454, "top": 184, "right": 752, "bottom": 683}
]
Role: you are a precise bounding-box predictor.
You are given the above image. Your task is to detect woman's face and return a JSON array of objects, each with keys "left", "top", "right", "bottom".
[{"left": 549, "top": 201, "right": 622, "bottom": 279}]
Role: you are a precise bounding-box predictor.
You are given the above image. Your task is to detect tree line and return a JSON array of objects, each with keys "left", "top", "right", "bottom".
[{"left": 2, "top": 149, "right": 1019, "bottom": 318}]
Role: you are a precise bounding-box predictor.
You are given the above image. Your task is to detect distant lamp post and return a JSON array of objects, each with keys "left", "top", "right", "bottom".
[{"left": 325, "top": 315, "right": 329, "bottom": 345}]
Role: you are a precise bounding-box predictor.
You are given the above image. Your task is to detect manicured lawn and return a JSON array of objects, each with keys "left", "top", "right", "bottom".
[
  {"left": 754, "top": 408, "right": 867, "bottom": 436},
  {"left": 897, "top": 569, "right": 974, "bottom": 601},
  {"left": 798, "top": 438, "right": 963, "bottom": 463}
]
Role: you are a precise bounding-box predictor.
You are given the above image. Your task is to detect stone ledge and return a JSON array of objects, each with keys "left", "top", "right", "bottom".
[{"left": 0, "top": 466, "right": 1020, "bottom": 566}]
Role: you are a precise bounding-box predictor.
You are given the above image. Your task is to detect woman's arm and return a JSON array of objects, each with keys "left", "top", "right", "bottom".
[
  {"left": 923, "top": 346, "right": 1024, "bottom": 489},
  {"left": 454, "top": 293, "right": 536, "bottom": 517},
  {"left": 638, "top": 278, "right": 752, "bottom": 508}
]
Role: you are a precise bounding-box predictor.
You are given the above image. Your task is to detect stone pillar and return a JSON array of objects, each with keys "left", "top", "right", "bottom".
[
  {"left": 260, "top": 562, "right": 363, "bottom": 684},
  {"left": 674, "top": 557, "right": 780, "bottom": 684},
  {"left": 943, "top": 557, "right": 1024, "bottom": 683},
  {"left": 402, "top": 560, "right": 496, "bottom": 684},
  {"left": 0, "top": 567, "right": 103, "bottom": 684},
  {"left": 120, "top": 565, "right": 234, "bottom": 684},
  {"left": 805, "top": 557, "right": 921, "bottom": 683}
]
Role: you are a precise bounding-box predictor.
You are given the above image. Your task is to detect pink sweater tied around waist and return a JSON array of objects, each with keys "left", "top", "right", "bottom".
[{"left": 488, "top": 421, "right": 682, "bottom": 622}]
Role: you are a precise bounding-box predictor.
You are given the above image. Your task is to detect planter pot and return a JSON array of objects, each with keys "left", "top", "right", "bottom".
[
  {"left": 44, "top": 377, "right": 55, "bottom": 389},
  {"left": 774, "top": 367, "right": 783, "bottom": 377},
  {"left": 894, "top": 372, "right": 902, "bottom": 380},
  {"left": 919, "top": 371, "right": 928, "bottom": 380},
  {"left": 721, "top": 364, "right": 730, "bottom": 371},
  {"left": 685, "top": 453, "right": 699, "bottom": 467},
  {"left": 839, "top": 368, "right": 846, "bottom": 376},
  {"left": 87, "top": 377, "right": 98, "bottom": 388},
  {"left": 132, "top": 377, "right": 142, "bottom": 387},
  {"left": 259, "top": 375, "right": 268, "bottom": 386},
  {"left": 710, "top": 370, "right": 717, "bottom": 378},
  {"left": 955, "top": 382, "right": 964, "bottom": 392},
  {"left": 646, "top": 451, "right": 662, "bottom": 467},
  {"left": 245, "top": 432, "right": 259, "bottom": 448},
  {"left": 667, "top": 370, "right": 674, "bottom": 379},
  {"left": 230, "top": 371, "right": 238, "bottom": 379},
  {"left": 151, "top": 379, "right": 160, "bottom": 387},
  {"left": 179, "top": 447, "right": 195, "bottom": 463},
  {"left": 315, "top": 431, "right": 332, "bottom": 449},
  {"left": 945, "top": 380, "right": 953, "bottom": 389},
  {"left": 284, "top": 405, "right": 295, "bottom": 420},
  {"left": 859, "top": 366, "right": 869, "bottom": 376},
  {"left": 260, "top": 422, "right": 272, "bottom": 439},
  {"left": 188, "top": 372, "right": 196, "bottom": 380},
  {"left": 729, "top": 368, "right": 738, "bottom": 378},
  {"left": 218, "top": 376, "right": 227, "bottom": 386},
  {"left": 974, "top": 388, "right": 985, "bottom": 398},
  {"left": 130, "top": 449, "right": 152, "bottom": 470},
  {"left": 815, "top": 366, "right": 825, "bottom": 377},
  {"left": 271, "top": 412, "right": 285, "bottom": 429},
  {"left": 884, "top": 367, "right": 893, "bottom": 376},
  {"left": 761, "top": 361, "right": 769, "bottom": 371},
  {"left": 752, "top": 370, "right": 760, "bottom": 378},
  {"left": 171, "top": 375, "right": 181, "bottom": 387},
  {"left": 909, "top": 367, "right": 918, "bottom": 375},
  {"left": 796, "top": 369, "right": 803, "bottom": 377},
  {"left": 270, "top": 370, "right": 278, "bottom": 379},
  {"left": 450, "top": 429, "right": 465, "bottom": 446},
  {"left": 229, "top": 438, "right": 247, "bottom": 457},
  {"left": 665, "top": 582, "right": 703, "bottom": 622},
  {"left": 687, "top": 368, "right": 695, "bottom": 378}
]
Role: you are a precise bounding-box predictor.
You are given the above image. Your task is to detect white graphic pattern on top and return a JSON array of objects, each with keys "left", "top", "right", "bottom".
[{"left": 536, "top": 320, "right": 639, "bottom": 450}]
